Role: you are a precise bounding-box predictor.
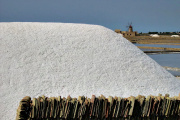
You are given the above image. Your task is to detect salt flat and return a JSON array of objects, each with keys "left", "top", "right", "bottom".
[{"left": 0, "top": 22, "right": 180, "bottom": 119}]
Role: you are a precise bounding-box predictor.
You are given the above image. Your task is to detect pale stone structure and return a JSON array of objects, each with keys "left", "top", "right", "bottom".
[{"left": 115, "top": 25, "right": 138, "bottom": 37}]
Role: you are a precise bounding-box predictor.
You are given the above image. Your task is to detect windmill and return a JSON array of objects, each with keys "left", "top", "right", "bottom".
[{"left": 126, "top": 22, "right": 133, "bottom": 32}]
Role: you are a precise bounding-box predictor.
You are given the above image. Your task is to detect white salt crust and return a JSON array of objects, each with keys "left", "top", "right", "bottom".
[{"left": 0, "top": 22, "right": 180, "bottom": 119}]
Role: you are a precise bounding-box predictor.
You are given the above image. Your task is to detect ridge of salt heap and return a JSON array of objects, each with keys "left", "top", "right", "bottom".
[{"left": 0, "top": 22, "right": 180, "bottom": 119}]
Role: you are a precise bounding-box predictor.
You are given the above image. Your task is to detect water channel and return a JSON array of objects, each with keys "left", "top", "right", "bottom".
[{"left": 135, "top": 44, "right": 180, "bottom": 76}]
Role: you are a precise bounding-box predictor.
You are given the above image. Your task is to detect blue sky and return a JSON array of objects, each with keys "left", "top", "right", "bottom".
[{"left": 0, "top": 0, "right": 180, "bottom": 33}]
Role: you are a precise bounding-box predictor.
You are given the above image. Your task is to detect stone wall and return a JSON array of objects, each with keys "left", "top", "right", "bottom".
[{"left": 16, "top": 94, "right": 180, "bottom": 120}]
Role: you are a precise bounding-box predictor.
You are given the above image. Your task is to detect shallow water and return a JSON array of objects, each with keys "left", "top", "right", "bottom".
[
  {"left": 134, "top": 43, "right": 180, "bottom": 76},
  {"left": 148, "top": 54, "right": 180, "bottom": 68},
  {"left": 167, "top": 70, "right": 180, "bottom": 77},
  {"left": 148, "top": 54, "right": 180, "bottom": 76},
  {"left": 135, "top": 44, "right": 180, "bottom": 48},
  {"left": 140, "top": 49, "right": 163, "bottom": 51}
]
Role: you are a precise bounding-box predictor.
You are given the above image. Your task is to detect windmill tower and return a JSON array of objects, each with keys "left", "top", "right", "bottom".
[
  {"left": 115, "top": 22, "right": 137, "bottom": 37},
  {"left": 126, "top": 22, "right": 133, "bottom": 32}
]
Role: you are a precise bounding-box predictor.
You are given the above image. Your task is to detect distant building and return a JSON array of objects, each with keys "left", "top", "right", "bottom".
[{"left": 115, "top": 25, "right": 138, "bottom": 37}]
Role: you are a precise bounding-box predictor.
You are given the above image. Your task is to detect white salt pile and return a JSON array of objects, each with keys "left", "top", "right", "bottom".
[
  {"left": 0, "top": 22, "right": 180, "bottom": 119},
  {"left": 151, "top": 34, "right": 160, "bottom": 37}
]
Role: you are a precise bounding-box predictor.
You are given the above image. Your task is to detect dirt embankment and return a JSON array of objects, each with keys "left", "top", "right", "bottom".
[
  {"left": 125, "top": 35, "right": 180, "bottom": 44},
  {"left": 163, "top": 66, "right": 180, "bottom": 72}
]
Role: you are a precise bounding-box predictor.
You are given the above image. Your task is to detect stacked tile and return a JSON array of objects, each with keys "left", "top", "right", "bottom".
[
  {"left": 16, "top": 96, "right": 31, "bottom": 120},
  {"left": 16, "top": 94, "right": 180, "bottom": 120}
]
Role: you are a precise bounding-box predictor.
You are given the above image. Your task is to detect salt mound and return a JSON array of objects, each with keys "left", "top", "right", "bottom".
[{"left": 0, "top": 22, "right": 180, "bottom": 119}]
